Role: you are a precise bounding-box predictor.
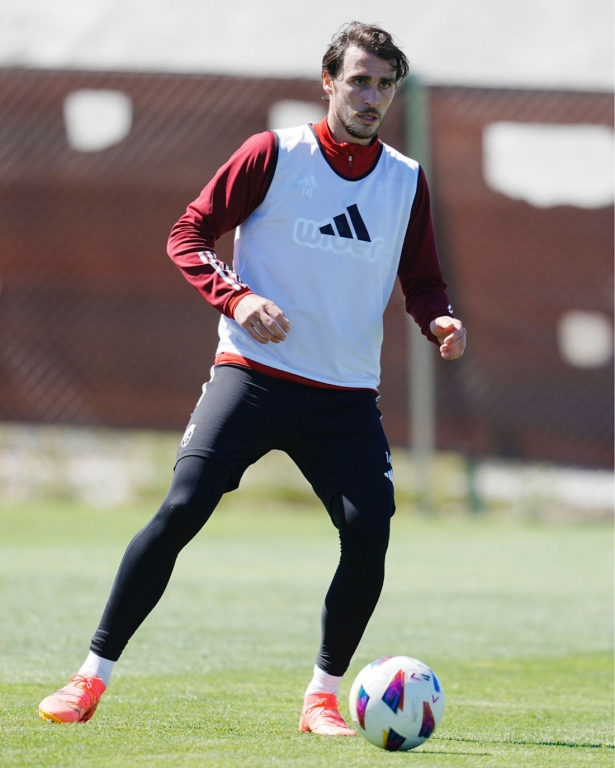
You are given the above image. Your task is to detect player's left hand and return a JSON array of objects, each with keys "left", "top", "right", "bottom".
[{"left": 429, "top": 317, "right": 466, "bottom": 360}]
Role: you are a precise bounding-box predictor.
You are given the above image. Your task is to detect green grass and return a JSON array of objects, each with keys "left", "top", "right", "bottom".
[{"left": 0, "top": 495, "right": 612, "bottom": 767}]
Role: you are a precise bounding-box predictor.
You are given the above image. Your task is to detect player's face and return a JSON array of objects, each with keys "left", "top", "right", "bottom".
[{"left": 322, "top": 45, "right": 398, "bottom": 145}]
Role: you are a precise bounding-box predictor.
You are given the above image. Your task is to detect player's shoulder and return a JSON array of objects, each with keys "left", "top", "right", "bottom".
[
  {"left": 238, "top": 130, "right": 277, "bottom": 155},
  {"left": 380, "top": 140, "right": 420, "bottom": 173},
  {"left": 227, "top": 130, "right": 279, "bottom": 172},
  {"left": 230, "top": 125, "right": 313, "bottom": 175},
  {"left": 269, "top": 124, "right": 315, "bottom": 152}
]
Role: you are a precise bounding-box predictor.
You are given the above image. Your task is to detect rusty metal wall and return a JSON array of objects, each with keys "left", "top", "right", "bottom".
[
  {"left": 0, "top": 69, "right": 612, "bottom": 466},
  {"left": 429, "top": 87, "right": 613, "bottom": 467}
]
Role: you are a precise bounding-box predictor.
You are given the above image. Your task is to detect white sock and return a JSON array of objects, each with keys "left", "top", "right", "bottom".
[
  {"left": 304, "top": 665, "right": 343, "bottom": 697},
  {"left": 78, "top": 651, "right": 115, "bottom": 687}
]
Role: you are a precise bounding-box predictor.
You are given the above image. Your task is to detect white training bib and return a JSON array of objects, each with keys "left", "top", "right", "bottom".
[{"left": 216, "top": 124, "right": 420, "bottom": 389}]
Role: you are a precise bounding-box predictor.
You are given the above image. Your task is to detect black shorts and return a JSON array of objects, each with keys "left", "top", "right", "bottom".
[{"left": 176, "top": 365, "right": 394, "bottom": 511}]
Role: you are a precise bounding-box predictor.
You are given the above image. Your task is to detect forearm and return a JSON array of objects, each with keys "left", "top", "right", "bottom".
[
  {"left": 397, "top": 167, "right": 453, "bottom": 344},
  {"left": 167, "top": 131, "right": 277, "bottom": 317},
  {"left": 403, "top": 281, "right": 453, "bottom": 344},
  {"left": 168, "top": 212, "right": 252, "bottom": 318}
]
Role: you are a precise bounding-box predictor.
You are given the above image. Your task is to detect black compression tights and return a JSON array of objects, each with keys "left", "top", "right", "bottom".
[
  {"left": 90, "top": 456, "right": 230, "bottom": 660},
  {"left": 316, "top": 485, "right": 392, "bottom": 676},
  {"left": 90, "top": 456, "right": 393, "bottom": 676}
]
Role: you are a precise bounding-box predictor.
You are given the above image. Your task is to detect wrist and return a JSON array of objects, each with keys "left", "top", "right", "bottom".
[{"left": 228, "top": 289, "right": 253, "bottom": 318}]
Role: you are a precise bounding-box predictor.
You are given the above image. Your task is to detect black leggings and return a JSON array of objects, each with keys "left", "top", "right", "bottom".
[{"left": 90, "top": 455, "right": 392, "bottom": 677}]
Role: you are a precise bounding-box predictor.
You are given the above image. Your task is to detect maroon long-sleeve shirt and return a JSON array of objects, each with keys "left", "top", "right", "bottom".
[{"left": 168, "top": 118, "right": 452, "bottom": 388}]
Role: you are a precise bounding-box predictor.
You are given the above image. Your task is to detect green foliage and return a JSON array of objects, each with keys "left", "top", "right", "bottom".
[{"left": 0, "top": 500, "right": 612, "bottom": 767}]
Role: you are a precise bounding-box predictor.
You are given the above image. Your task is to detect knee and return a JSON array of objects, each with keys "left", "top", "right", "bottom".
[
  {"left": 149, "top": 455, "right": 228, "bottom": 543},
  {"left": 143, "top": 495, "right": 199, "bottom": 549},
  {"left": 331, "top": 485, "right": 393, "bottom": 551},
  {"left": 147, "top": 484, "right": 207, "bottom": 548}
]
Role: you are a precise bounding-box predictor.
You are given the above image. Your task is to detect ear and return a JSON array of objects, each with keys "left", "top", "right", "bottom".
[{"left": 322, "top": 70, "right": 333, "bottom": 99}]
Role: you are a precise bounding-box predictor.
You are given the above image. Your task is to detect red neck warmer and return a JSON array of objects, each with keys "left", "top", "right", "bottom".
[{"left": 312, "top": 118, "right": 382, "bottom": 179}]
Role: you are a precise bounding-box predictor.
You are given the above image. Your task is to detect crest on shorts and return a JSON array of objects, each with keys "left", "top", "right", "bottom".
[{"left": 181, "top": 424, "right": 196, "bottom": 447}]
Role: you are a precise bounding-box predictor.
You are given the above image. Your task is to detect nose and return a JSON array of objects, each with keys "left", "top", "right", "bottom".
[{"left": 363, "top": 86, "right": 380, "bottom": 108}]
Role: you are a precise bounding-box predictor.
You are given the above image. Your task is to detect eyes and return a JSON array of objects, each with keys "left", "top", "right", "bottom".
[{"left": 352, "top": 77, "right": 395, "bottom": 90}]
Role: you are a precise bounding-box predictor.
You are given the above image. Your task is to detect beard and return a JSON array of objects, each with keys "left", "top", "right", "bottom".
[{"left": 335, "top": 105, "right": 382, "bottom": 140}]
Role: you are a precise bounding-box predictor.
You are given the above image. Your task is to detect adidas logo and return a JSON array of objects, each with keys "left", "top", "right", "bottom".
[
  {"left": 297, "top": 174, "right": 318, "bottom": 197},
  {"left": 319, "top": 204, "right": 371, "bottom": 242},
  {"left": 293, "top": 204, "right": 386, "bottom": 262}
]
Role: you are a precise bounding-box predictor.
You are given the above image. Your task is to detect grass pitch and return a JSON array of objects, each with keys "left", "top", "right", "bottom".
[{"left": 0, "top": 493, "right": 612, "bottom": 767}]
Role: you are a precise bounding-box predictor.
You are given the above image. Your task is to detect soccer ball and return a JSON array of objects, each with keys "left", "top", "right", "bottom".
[{"left": 348, "top": 656, "right": 445, "bottom": 751}]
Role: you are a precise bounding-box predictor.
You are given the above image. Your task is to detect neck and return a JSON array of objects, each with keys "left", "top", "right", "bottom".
[
  {"left": 326, "top": 114, "right": 373, "bottom": 146},
  {"left": 312, "top": 118, "right": 382, "bottom": 180}
]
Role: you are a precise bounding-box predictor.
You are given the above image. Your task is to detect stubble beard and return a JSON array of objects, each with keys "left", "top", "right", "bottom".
[{"left": 335, "top": 104, "right": 382, "bottom": 141}]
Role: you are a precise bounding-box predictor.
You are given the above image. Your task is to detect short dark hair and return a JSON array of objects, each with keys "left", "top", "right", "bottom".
[{"left": 322, "top": 22, "right": 410, "bottom": 83}]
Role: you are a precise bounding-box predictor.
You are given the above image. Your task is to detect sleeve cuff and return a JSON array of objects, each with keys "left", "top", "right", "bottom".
[{"left": 226, "top": 288, "right": 253, "bottom": 318}]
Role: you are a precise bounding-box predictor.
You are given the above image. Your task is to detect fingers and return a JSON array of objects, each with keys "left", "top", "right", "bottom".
[
  {"left": 250, "top": 305, "right": 290, "bottom": 344},
  {"left": 429, "top": 316, "right": 466, "bottom": 360},
  {"left": 439, "top": 328, "right": 466, "bottom": 360},
  {"left": 249, "top": 315, "right": 286, "bottom": 344},
  {"left": 267, "top": 304, "right": 291, "bottom": 334},
  {"left": 233, "top": 295, "right": 291, "bottom": 344}
]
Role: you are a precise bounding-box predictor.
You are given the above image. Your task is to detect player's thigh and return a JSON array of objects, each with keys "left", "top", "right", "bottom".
[
  {"left": 288, "top": 390, "right": 395, "bottom": 513},
  {"left": 175, "top": 365, "right": 276, "bottom": 481}
]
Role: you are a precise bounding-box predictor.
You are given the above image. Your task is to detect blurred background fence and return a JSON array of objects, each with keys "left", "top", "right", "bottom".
[{"left": 0, "top": 68, "right": 613, "bottom": 469}]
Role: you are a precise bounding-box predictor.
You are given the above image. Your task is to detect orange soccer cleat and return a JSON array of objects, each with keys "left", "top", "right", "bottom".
[
  {"left": 299, "top": 693, "right": 356, "bottom": 736},
  {"left": 38, "top": 674, "right": 107, "bottom": 723}
]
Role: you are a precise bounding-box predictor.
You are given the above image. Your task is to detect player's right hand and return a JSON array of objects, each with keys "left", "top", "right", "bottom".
[{"left": 233, "top": 294, "right": 291, "bottom": 344}]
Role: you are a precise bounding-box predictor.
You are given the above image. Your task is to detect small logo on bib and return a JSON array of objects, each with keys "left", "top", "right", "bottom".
[
  {"left": 181, "top": 424, "right": 196, "bottom": 447},
  {"left": 297, "top": 174, "right": 319, "bottom": 197}
]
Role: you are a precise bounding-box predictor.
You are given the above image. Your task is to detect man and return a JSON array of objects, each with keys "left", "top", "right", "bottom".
[{"left": 39, "top": 21, "right": 466, "bottom": 734}]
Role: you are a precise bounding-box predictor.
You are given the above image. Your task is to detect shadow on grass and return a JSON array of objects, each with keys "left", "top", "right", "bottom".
[
  {"left": 440, "top": 736, "right": 613, "bottom": 750},
  {"left": 418, "top": 750, "right": 495, "bottom": 757}
]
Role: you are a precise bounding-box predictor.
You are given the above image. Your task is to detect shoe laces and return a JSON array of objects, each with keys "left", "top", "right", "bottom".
[
  {"left": 306, "top": 694, "right": 343, "bottom": 719},
  {"left": 64, "top": 674, "right": 100, "bottom": 707},
  {"left": 68, "top": 674, "right": 93, "bottom": 690}
]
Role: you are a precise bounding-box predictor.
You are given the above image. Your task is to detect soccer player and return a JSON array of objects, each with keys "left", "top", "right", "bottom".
[{"left": 39, "top": 21, "right": 466, "bottom": 734}]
